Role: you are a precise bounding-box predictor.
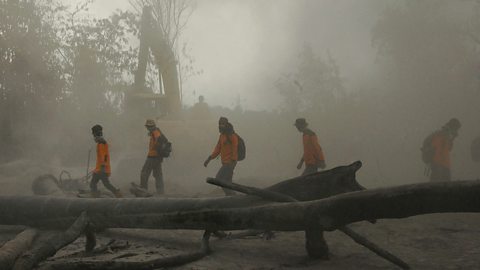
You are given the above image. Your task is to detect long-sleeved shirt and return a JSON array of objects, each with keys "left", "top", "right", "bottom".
[
  {"left": 210, "top": 133, "right": 238, "bottom": 164},
  {"left": 95, "top": 138, "right": 111, "bottom": 175},
  {"left": 302, "top": 129, "right": 325, "bottom": 166},
  {"left": 431, "top": 131, "right": 453, "bottom": 168},
  {"left": 148, "top": 128, "right": 167, "bottom": 158}
]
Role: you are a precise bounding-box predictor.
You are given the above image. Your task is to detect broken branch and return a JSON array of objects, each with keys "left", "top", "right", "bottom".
[
  {"left": 0, "top": 229, "right": 37, "bottom": 269},
  {"left": 39, "top": 230, "right": 212, "bottom": 270},
  {"left": 12, "top": 212, "right": 89, "bottom": 270}
]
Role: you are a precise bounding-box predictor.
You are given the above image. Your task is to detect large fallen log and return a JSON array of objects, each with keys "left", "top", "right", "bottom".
[
  {"left": 5, "top": 162, "right": 363, "bottom": 229},
  {"left": 0, "top": 229, "right": 37, "bottom": 269},
  {"left": 1, "top": 180, "right": 480, "bottom": 232},
  {"left": 103, "top": 179, "right": 480, "bottom": 232}
]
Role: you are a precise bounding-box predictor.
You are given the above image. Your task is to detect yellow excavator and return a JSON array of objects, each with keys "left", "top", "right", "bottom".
[
  {"left": 117, "top": 6, "right": 215, "bottom": 191},
  {"left": 127, "top": 6, "right": 182, "bottom": 117}
]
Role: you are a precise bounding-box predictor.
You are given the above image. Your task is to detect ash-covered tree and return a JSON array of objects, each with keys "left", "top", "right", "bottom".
[
  {"left": 275, "top": 44, "right": 345, "bottom": 115},
  {"left": 0, "top": 0, "right": 64, "bottom": 160},
  {"left": 0, "top": 0, "right": 139, "bottom": 162},
  {"left": 56, "top": 1, "right": 138, "bottom": 116}
]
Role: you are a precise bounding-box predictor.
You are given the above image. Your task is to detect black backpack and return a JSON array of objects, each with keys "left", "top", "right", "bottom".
[
  {"left": 155, "top": 130, "right": 172, "bottom": 158},
  {"left": 421, "top": 132, "right": 435, "bottom": 164},
  {"left": 237, "top": 135, "right": 246, "bottom": 161},
  {"left": 160, "top": 141, "right": 172, "bottom": 158}
]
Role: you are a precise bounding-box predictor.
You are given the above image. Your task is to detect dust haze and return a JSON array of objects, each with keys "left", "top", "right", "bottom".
[
  {"left": 3, "top": 0, "right": 480, "bottom": 269},
  {"left": 1, "top": 0, "right": 480, "bottom": 194}
]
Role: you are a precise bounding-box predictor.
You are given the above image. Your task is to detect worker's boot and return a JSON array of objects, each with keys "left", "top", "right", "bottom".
[{"left": 113, "top": 190, "right": 123, "bottom": 198}]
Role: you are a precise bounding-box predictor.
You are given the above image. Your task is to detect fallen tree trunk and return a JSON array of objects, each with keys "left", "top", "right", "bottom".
[
  {"left": 2, "top": 162, "right": 480, "bottom": 232},
  {"left": 208, "top": 177, "right": 409, "bottom": 268},
  {"left": 5, "top": 162, "right": 363, "bottom": 229},
  {"left": 12, "top": 212, "right": 89, "bottom": 270},
  {"left": 44, "top": 180, "right": 480, "bottom": 230},
  {"left": 105, "top": 179, "right": 480, "bottom": 232},
  {"left": 38, "top": 230, "right": 212, "bottom": 270},
  {"left": 0, "top": 229, "right": 37, "bottom": 269},
  {"left": 1, "top": 180, "right": 480, "bottom": 232}
]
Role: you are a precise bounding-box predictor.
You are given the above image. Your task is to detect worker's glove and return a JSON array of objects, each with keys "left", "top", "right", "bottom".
[
  {"left": 318, "top": 160, "right": 326, "bottom": 169},
  {"left": 203, "top": 156, "right": 211, "bottom": 167},
  {"left": 296, "top": 160, "right": 303, "bottom": 170}
]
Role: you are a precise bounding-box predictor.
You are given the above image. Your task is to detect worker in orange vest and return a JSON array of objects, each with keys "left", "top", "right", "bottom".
[
  {"left": 204, "top": 117, "right": 238, "bottom": 196},
  {"left": 422, "top": 118, "right": 461, "bottom": 182},
  {"left": 294, "top": 118, "right": 326, "bottom": 176},
  {"left": 140, "top": 119, "right": 169, "bottom": 194},
  {"left": 90, "top": 125, "right": 122, "bottom": 198}
]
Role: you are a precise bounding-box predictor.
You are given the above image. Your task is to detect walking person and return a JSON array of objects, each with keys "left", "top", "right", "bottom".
[
  {"left": 294, "top": 118, "right": 326, "bottom": 176},
  {"left": 204, "top": 117, "right": 240, "bottom": 196},
  {"left": 421, "top": 118, "right": 461, "bottom": 182},
  {"left": 140, "top": 119, "right": 170, "bottom": 194},
  {"left": 90, "top": 124, "right": 122, "bottom": 198}
]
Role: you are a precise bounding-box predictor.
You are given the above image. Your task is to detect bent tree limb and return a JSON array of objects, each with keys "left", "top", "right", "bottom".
[
  {"left": 208, "top": 178, "right": 410, "bottom": 269},
  {"left": 12, "top": 212, "right": 89, "bottom": 270},
  {"left": 206, "top": 178, "right": 298, "bottom": 202},
  {"left": 0, "top": 229, "right": 37, "bottom": 269},
  {"left": 39, "top": 230, "right": 212, "bottom": 270}
]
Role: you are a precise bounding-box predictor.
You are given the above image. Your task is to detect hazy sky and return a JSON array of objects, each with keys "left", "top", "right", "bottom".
[{"left": 63, "top": 0, "right": 384, "bottom": 110}]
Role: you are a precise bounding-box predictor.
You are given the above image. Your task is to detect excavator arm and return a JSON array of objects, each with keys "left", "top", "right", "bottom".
[{"left": 133, "top": 6, "right": 181, "bottom": 115}]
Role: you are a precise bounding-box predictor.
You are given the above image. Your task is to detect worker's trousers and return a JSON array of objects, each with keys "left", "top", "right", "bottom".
[
  {"left": 90, "top": 172, "right": 118, "bottom": 194},
  {"left": 216, "top": 163, "right": 236, "bottom": 196},
  {"left": 140, "top": 157, "right": 164, "bottom": 194}
]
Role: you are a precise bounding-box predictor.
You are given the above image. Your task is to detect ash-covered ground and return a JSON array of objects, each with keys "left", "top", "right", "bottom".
[
  {"left": 1, "top": 160, "right": 480, "bottom": 269},
  {"left": 2, "top": 214, "right": 480, "bottom": 269}
]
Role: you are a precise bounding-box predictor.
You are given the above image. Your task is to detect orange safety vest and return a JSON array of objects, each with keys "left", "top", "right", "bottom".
[
  {"left": 148, "top": 129, "right": 162, "bottom": 157},
  {"left": 303, "top": 129, "right": 325, "bottom": 166},
  {"left": 95, "top": 140, "right": 111, "bottom": 175},
  {"left": 431, "top": 132, "right": 453, "bottom": 168},
  {"left": 210, "top": 133, "right": 239, "bottom": 164}
]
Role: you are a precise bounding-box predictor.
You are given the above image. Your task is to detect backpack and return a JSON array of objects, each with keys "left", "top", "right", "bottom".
[
  {"left": 237, "top": 135, "right": 246, "bottom": 161},
  {"left": 155, "top": 130, "right": 172, "bottom": 158},
  {"left": 471, "top": 136, "right": 480, "bottom": 162},
  {"left": 421, "top": 132, "right": 435, "bottom": 164},
  {"left": 159, "top": 141, "right": 172, "bottom": 158}
]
